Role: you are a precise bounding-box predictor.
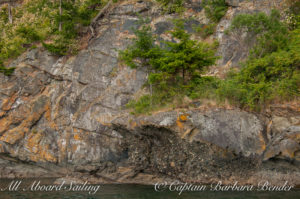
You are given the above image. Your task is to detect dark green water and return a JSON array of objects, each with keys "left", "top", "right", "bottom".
[{"left": 0, "top": 179, "right": 299, "bottom": 199}]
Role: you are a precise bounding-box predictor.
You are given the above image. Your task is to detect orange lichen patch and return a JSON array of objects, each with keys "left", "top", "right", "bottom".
[
  {"left": 29, "top": 147, "right": 57, "bottom": 163},
  {"left": 24, "top": 130, "right": 57, "bottom": 163},
  {"left": 176, "top": 114, "right": 189, "bottom": 129},
  {"left": 130, "top": 121, "right": 137, "bottom": 128},
  {"left": 176, "top": 120, "right": 184, "bottom": 129},
  {"left": 29, "top": 155, "right": 39, "bottom": 162},
  {"left": 257, "top": 132, "right": 266, "bottom": 153},
  {"left": 40, "top": 145, "right": 57, "bottom": 162},
  {"left": 44, "top": 103, "right": 58, "bottom": 130},
  {"left": 25, "top": 132, "right": 43, "bottom": 153},
  {"left": 0, "top": 95, "right": 49, "bottom": 144},
  {"left": 266, "top": 120, "right": 272, "bottom": 135},
  {"left": 281, "top": 148, "right": 295, "bottom": 159},
  {"left": 263, "top": 150, "right": 278, "bottom": 160},
  {"left": 1, "top": 93, "right": 18, "bottom": 111},
  {"left": 0, "top": 143, "right": 4, "bottom": 153},
  {"left": 0, "top": 127, "right": 29, "bottom": 145},
  {"left": 72, "top": 144, "right": 78, "bottom": 152},
  {"left": 74, "top": 134, "right": 81, "bottom": 141},
  {"left": 179, "top": 114, "right": 188, "bottom": 122},
  {"left": 0, "top": 111, "right": 6, "bottom": 117},
  {"left": 0, "top": 117, "right": 12, "bottom": 135},
  {"left": 287, "top": 132, "right": 300, "bottom": 141}
]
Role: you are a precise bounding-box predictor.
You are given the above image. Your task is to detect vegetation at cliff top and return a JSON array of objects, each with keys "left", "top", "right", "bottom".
[
  {"left": 0, "top": 0, "right": 229, "bottom": 76},
  {"left": 156, "top": 0, "right": 228, "bottom": 22},
  {"left": 156, "top": 0, "right": 185, "bottom": 13},
  {"left": 203, "top": 0, "right": 228, "bottom": 23},
  {"left": 122, "top": 8, "right": 300, "bottom": 114},
  {"left": 219, "top": 9, "right": 300, "bottom": 110},
  {"left": 193, "top": 0, "right": 228, "bottom": 39},
  {"left": 0, "top": 60, "right": 15, "bottom": 76},
  {"left": 120, "top": 18, "right": 219, "bottom": 114},
  {"left": 0, "top": 0, "right": 105, "bottom": 75}
]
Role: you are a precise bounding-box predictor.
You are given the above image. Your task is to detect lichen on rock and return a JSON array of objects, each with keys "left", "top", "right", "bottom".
[{"left": 0, "top": 0, "right": 299, "bottom": 186}]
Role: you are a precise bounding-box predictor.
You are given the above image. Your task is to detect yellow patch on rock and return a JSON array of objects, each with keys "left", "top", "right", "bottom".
[
  {"left": 41, "top": 146, "right": 57, "bottom": 162},
  {"left": 44, "top": 104, "right": 58, "bottom": 130},
  {"left": 0, "top": 143, "right": 4, "bottom": 153},
  {"left": 72, "top": 145, "right": 78, "bottom": 152},
  {"left": 176, "top": 114, "right": 189, "bottom": 129},
  {"left": 176, "top": 120, "right": 183, "bottom": 129},
  {"left": 0, "top": 117, "right": 12, "bottom": 135},
  {"left": 26, "top": 131, "right": 43, "bottom": 153},
  {"left": 258, "top": 132, "right": 266, "bottom": 153},
  {"left": 74, "top": 134, "right": 81, "bottom": 140},
  {"left": 0, "top": 127, "right": 28, "bottom": 145},
  {"left": 282, "top": 148, "right": 295, "bottom": 159},
  {"left": 288, "top": 132, "right": 300, "bottom": 141},
  {"left": 179, "top": 114, "right": 188, "bottom": 122},
  {"left": 130, "top": 121, "right": 137, "bottom": 128},
  {"left": 1, "top": 93, "right": 18, "bottom": 111},
  {"left": 0, "top": 111, "right": 6, "bottom": 117}
]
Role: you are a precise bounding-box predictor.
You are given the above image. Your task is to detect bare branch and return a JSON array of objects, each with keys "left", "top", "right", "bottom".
[
  {"left": 89, "top": 0, "right": 113, "bottom": 38},
  {"left": 90, "top": 0, "right": 113, "bottom": 27}
]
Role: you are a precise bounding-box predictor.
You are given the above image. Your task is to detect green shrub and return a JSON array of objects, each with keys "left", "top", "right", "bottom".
[
  {"left": 284, "top": 0, "right": 300, "bottom": 30},
  {"left": 42, "top": 39, "right": 69, "bottom": 56},
  {"left": 218, "top": 10, "right": 300, "bottom": 110},
  {"left": 0, "top": 60, "right": 15, "bottom": 76},
  {"left": 16, "top": 25, "right": 41, "bottom": 42},
  {"left": 229, "top": 10, "right": 289, "bottom": 59},
  {"left": 77, "top": 0, "right": 103, "bottom": 26},
  {"left": 120, "top": 19, "right": 219, "bottom": 114},
  {"left": 203, "top": 0, "right": 228, "bottom": 22},
  {"left": 156, "top": 0, "right": 185, "bottom": 14},
  {"left": 0, "top": 0, "right": 104, "bottom": 74},
  {"left": 121, "top": 19, "right": 218, "bottom": 84},
  {"left": 187, "top": 76, "right": 220, "bottom": 99},
  {"left": 0, "top": 6, "right": 8, "bottom": 23}
]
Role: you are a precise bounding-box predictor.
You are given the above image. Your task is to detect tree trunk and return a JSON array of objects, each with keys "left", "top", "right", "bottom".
[
  {"left": 8, "top": 1, "right": 12, "bottom": 24},
  {"left": 59, "top": 0, "right": 62, "bottom": 31},
  {"left": 182, "top": 67, "right": 185, "bottom": 85},
  {"left": 150, "top": 82, "right": 153, "bottom": 107}
]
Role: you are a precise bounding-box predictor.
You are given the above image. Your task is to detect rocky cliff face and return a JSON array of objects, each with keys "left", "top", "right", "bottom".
[{"left": 0, "top": 0, "right": 299, "bottom": 186}]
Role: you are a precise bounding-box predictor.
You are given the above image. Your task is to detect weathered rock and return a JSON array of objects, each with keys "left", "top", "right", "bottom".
[
  {"left": 263, "top": 125, "right": 300, "bottom": 162},
  {"left": 113, "top": 109, "right": 265, "bottom": 157},
  {"left": 0, "top": 154, "right": 61, "bottom": 178},
  {"left": 216, "top": 0, "right": 287, "bottom": 69},
  {"left": 0, "top": 0, "right": 299, "bottom": 186},
  {"left": 225, "top": 0, "right": 241, "bottom": 7}
]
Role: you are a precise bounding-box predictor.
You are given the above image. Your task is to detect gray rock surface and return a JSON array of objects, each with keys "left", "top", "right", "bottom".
[{"left": 0, "top": 0, "right": 299, "bottom": 186}]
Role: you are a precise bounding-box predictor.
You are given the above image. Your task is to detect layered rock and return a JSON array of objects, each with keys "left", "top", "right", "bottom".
[
  {"left": 216, "top": 0, "right": 288, "bottom": 70},
  {"left": 0, "top": 0, "right": 299, "bottom": 186}
]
